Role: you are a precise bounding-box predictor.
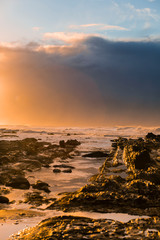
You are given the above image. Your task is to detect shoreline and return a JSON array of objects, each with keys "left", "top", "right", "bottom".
[{"left": 0, "top": 128, "right": 160, "bottom": 239}]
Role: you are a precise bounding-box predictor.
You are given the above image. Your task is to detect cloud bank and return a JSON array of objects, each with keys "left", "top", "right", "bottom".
[{"left": 0, "top": 36, "right": 160, "bottom": 127}]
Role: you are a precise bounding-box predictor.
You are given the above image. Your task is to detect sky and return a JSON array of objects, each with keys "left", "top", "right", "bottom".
[{"left": 0, "top": 0, "right": 160, "bottom": 127}]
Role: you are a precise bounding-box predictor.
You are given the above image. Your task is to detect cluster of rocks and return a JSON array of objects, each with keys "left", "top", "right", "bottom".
[
  {"left": 53, "top": 164, "right": 75, "bottom": 174},
  {"left": 48, "top": 133, "right": 160, "bottom": 217},
  {"left": 11, "top": 215, "right": 160, "bottom": 240},
  {"left": 23, "top": 191, "right": 56, "bottom": 207},
  {"left": 3, "top": 132, "right": 160, "bottom": 239},
  {"left": 0, "top": 137, "right": 80, "bottom": 204}
]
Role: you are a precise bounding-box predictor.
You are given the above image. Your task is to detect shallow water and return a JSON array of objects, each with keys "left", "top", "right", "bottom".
[
  {"left": 1, "top": 222, "right": 36, "bottom": 240},
  {"left": 1, "top": 210, "right": 150, "bottom": 240}
]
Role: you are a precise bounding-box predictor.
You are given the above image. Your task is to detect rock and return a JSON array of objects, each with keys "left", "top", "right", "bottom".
[
  {"left": 135, "top": 167, "right": 160, "bottom": 185},
  {"left": 0, "top": 187, "right": 10, "bottom": 195},
  {"left": 32, "top": 180, "right": 50, "bottom": 193},
  {"left": 124, "top": 146, "right": 151, "bottom": 171},
  {"left": 6, "top": 176, "right": 30, "bottom": 189},
  {"left": 13, "top": 160, "right": 42, "bottom": 171},
  {"left": 48, "top": 134, "right": 160, "bottom": 216},
  {"left": 65, "top": 139, "right": 81, "bottom": 147},
  {"left": 48, "top": 132, "right": 54, "bottom": 135},
  {"left": 59, "top": 140, "right": 65, "bottom": 148},
  {"left": 53, "top": 169, "right": 61, "bottom": 173},
  {"left": 0, "top": 195, "right": 9, "bottom": 203},
  {"left": 0, "top": 156, "right": 10, "bottom": 165},
  {"left": 24, "top": 191, "right": 55, "bottom": 206},
  {"left": 53, "top": 164, "right": 75, "bottom": 169},
  {"left": 62, "top": 169, "right": 72, "bottom": 173},
  {"left": 10, "top": 215, "right": 160, "bottom": 240},
  {"left": 42, "top": 164, "right": 50, "bottom": 168},
  {"left": 146, "top": 132, "right": 160, "bottom": 141},
  {"left": 134, "top": 150, "right": 151, "bottom": 169},
  {"left": 82, "top": 151, "right": 108, "bottom": 158},
  {"left": 59, "top": 139, "right": 81, "bottom": 148}
]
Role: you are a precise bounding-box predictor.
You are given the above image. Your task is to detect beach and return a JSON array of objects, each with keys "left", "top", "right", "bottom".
[{"left": 0, "top": 126, "right": 160, "bottom": 239}]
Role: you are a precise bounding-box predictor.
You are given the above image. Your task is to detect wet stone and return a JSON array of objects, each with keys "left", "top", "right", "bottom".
[
  {"left": 6, "top": 176, "right": 30, "bottom": 190},
  {"left": 53, "top": 164, "right": 75, "bottom": 169},
  {"left": 32, "top": 180, "right": 51, "bottom": 193},
  {"left": 63, "top": 169, "right": 72, "bottom": 173},
  {"left": 0, "top": 195, "right": 9, "bottom": 204},
  {"left": 53, "top": 168, "right": 61, "bottom": 173},
  {"left": 82, "top": 151, "right": 108, "bottom": 158}
]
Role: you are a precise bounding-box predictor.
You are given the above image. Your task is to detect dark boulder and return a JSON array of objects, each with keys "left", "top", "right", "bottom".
[
  {"left": 59, "top": 140, "right": 65, "bottom": 148},
  {"left": 83, "top": 151, "right": 108, "bottom": 158},
  {"left": 32, "top": 180, "right": 50, "bottom": 193},
  {"left": 6, "top": 176, "right": 30, "bottom": 189},
  {"left": 62, "top": 169, "right": 72, "bottom": 173},
  {"left": 65, "top": 139, "right": 81, "bottom": 147},
  {"left": 145, "top": 132, "right": 160, "bottom": 142},
  {"left": 0, "top": 195, "right": 9, "bottom": 204},
  {"left": 124, "top": 146, "right": 151, "bottom": 171},
  {"left": 134, "top": 150, "right": 151, "bottom": 169},
  {"left": 53, "top": 164, "right": 75, "bottom": 169},
  {"left": 53, "top": 169, "right": 61, "bottom": 173},
  {"left": 59, "top": 139, "right": 80, "bottom": 148}
]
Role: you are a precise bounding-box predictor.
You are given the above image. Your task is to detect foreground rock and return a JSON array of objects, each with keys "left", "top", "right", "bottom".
[{"left": 10, "top": 215, "right": 160, "bottom": 240}]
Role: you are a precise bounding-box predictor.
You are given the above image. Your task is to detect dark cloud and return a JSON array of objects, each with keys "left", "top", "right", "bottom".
[{"left": 1, "top": 37, "right": 160, "bottom": 126}]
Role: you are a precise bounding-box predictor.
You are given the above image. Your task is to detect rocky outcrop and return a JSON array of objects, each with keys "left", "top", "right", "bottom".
[
  {"left": 10, "top": 215, "right": 160, "bottom": 240},
  {"left": 48, "top": 134, "right": 160, "bottom": 216}
]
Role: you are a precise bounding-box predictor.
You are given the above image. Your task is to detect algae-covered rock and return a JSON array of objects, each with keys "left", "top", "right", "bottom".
[{"left": 47, "top": 134, "right": 160, "bottom": 216}]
